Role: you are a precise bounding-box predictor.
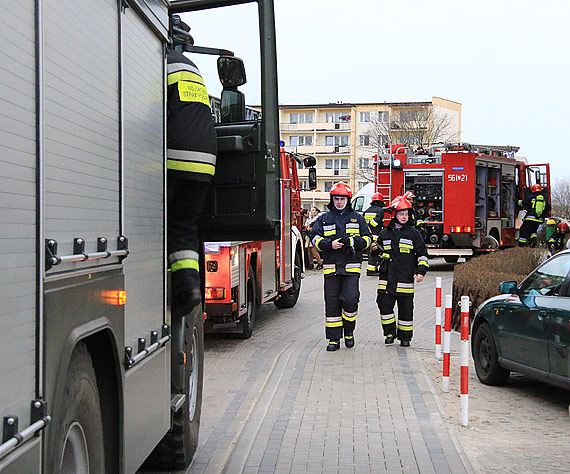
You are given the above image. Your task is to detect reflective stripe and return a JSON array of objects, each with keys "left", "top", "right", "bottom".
[
  {"left": 396, "top": 282, "right": 414, "bottom": 294},
  {"left": 167, "top": 160, "right": 215, "bottom": 175},
  {"left": 167, "top": 61, "right": 202, "bottom": 79},
  {"left": 326, "top": 320, "right": 343, "bottom": 327},
  {"left": 345, "top": 263, "right": 361, "bottom": 274},
  {"left": 346, "top": 228, "right": 360, "bottom": 235},
  {"left": 324, "top": 230, "right": 336, "bottom": 236},
  {"left": 313, "top": 236, "right": 324, "bottom": 248},
  {"left": 170, "top": 258, "right": 199, "bottom": 272},
  {"left": 168, "top": 250, "right": 199, "bottom": 265},
  {"left": 323, "top": 263, "right": 336, "bottom": 275},
  {"left": 167, "top": 149, "right": 217, "bottom": 165},
  {"left": 400, "top": 238, "right": 413, "bottom": 245},
  {"left": 346, "top": 223, "right": 359, "bottom": 229},
  {"left": 399, "top": 243, "right": 413, "bottom": 249},
  {"left": 418, "top": 260, "right": 429, "bottom": 267},
  {"left": 396, "top": 287, "right": 414, "bottom": 293},
  {"left": 323, "top": 224, "right": 336, "bottom": 235},
  {"left": 370, "top": 218, "right": 378, "bottom": 226},
  {"left": 345, "top": 335, "right": 354, "bottom": 340},
  {"left": 418, "top": 256, "right": 428, "bottom": 263},
  {"left": 362, "top": 235, "right": 371, "bottom": 248},
  {"left": 398, "top": 321, "right": 414, "bottom": 331},
  {"left": 342, "top": 310, "right": 357, "bottom": 322},
  {"left": 381, "top": 313, "right": 396, "bottom": 325},
  {"left": 366, "top": 264, "right": 376, "bottom": 271},
  {"left": 326, "top": 316, "right": 342, "bottom": 323},
  {"left": 524, "top": 217, "right": 542, "bottom": 223},
  {"left": 381, "top": 253, "right": 390, "bottom": 259},
  {"left": 397, "top": 282, "right": 414, "bottom": 288},
  {"left": 167, "top": 69, "right": 205, "bottom": 86},
  {"left": 382, "top": 240, "right": 391, "bottom": 246}
]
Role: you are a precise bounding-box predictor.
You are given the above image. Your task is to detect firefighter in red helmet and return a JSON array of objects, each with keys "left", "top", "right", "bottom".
[
  {"left": 364, "top": 191, "right": 386, "bottom": 276},
  {"left": 308, "top": 182, "right": 371, "bottom": 351},
  {"left": 518, "top": 184, "right": 550, "bottom": 246},
  {"left": 376, "top": 195, "right": 428, "bottom": 347},
  {"left": 548, "top": 221, "right": 570, "bottom": 254}
]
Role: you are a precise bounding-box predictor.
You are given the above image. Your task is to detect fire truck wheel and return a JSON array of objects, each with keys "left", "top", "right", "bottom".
[
  {"left": 144, "top": 304, "right": 204, "bottom": 469},
  {"left": 274, "top": 251, "right": 302, "bottom": 309},
  {"left": 473, "top": 323, "right": 510, "bottom": 386},
  {"left": 443, "top": 255, "right": 459, "bottom": 264},
  {"left": 52, "top": 342, "right": 105, "bottom": 473},
  {"left": 239, "top": 265, "right": 257, "bottom": 339}
]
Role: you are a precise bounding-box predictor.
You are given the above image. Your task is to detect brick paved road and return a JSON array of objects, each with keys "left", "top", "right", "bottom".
[{"left": 141, "top": 259, "right": 570, "bottom": 474}]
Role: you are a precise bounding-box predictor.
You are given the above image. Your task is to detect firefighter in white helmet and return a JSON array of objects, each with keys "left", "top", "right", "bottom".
[{"left": 309, "top": 182, "right": 371, "bottom": 351}]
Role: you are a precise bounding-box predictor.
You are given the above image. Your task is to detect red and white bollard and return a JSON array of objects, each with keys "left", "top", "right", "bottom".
[
  {"left": 460, "top": 295, "right": 470, "bottom": 427},
  {"left": 435, "top": 277, "right": 442, "bottom": 360},
  {"left": 442, "top": 294, "right": 452, "bottom": 393}
]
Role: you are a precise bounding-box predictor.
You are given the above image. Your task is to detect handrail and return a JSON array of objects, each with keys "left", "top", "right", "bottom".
[{"left": 0, "top": 416, "right": 51, "bottom": 460}]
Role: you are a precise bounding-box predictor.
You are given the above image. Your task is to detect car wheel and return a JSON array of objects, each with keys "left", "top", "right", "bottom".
[{"left": 473, "top": 322, "right": 510, "bottom": 385}]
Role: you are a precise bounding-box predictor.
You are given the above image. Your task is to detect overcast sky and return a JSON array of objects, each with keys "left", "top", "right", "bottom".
[{"left": 183, "top": 0, "right": 570, "bottom": 182}]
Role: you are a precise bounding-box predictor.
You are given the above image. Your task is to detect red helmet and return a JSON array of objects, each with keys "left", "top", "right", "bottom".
[
  {"left": 371, "top": 192, "right": 384, "bottom": 202},
  {"left": 559, "top": 222, "right": 569, "bottom": 233},
  {"left": 330, "top": 181, "right": 352, "bottom": 199},
  {"left": 390, "top": 196, "right": 412, "bottom": 212},
  {"left": 531, "top": 184, "right": 542, "bottom": 193},
  {"left": 403, "top": 191, "right": 415, "bottom": 200}
]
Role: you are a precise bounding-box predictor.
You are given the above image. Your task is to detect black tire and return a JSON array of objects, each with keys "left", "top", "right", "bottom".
[
  {"left": 144, "top": 305, "right": 204, "bottom": 470},
  {"left": 52, "top": 342, "right": 105, "bottom": 474},
  {"left": 239, "top": 265, "right": 257, "bottom": 339},
  {"left": 274, "top": 251, "right": 302, "bottom": 309},
  {"left": 444, "top": 255, "right": 459, "bottom": 263},
  {"left": 473, "top": 322, "right": 510, "bottom": 386}
]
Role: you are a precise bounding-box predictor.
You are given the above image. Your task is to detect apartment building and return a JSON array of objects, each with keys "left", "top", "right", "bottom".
[{"left": 279, "top": 97, "right": 461, "bottom": 210}]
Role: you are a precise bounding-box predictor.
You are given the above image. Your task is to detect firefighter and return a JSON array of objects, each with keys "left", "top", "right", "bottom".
[
  {"left": 377, "top": 196, "right": 429, "bottom": 347},
  {"left": 403, "top": 190, "right": 419, "bottom": 227},
  {"left": 167, "top": 15, "right": 217, "bottom": 310},
  {"left": 517, "top": 184, "right": 551, "bottom": 247},
  {"left": 548, "top": 221, "right": 570, "bottom": 254},
  {"left": 364, "top": 192, "right": 386, "bottom": 276},
  {"left": 309, "top": 182, "right": 371, "bottom": 351}
]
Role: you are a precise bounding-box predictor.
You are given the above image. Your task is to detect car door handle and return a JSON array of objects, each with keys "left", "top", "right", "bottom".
[{"left": 537, "top": 311, "right": 547, "bottom": 321}]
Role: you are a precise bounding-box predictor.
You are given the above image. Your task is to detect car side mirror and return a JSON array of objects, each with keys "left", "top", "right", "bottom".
[
  {"left": 217, "top": 56, "right": 247, "bottom": 88},
  {"left": 220, "top": 89, "right": 245, "bottom": 123},
  {"left": 499, "top": 281, "right": 517, "bottom": 294},
  {"left": 308, "top": 168, "right": 317, "bottom": 190}
]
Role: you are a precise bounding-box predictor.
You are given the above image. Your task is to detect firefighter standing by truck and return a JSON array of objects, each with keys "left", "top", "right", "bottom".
[
  {"left": 309, "top": 182, "right": 371, "bottom": 351},
  {"left": 517, "top": 184, "right": 551, "bottom": 246},
  {"left": 364, "top": 192, "right": 386, "bottom": 276},
  {"left": 167, "top": 16, "right": 217, "bottom": 309},
  {"left": 376, "top": 196, "right": 429, "bottom": 347}
]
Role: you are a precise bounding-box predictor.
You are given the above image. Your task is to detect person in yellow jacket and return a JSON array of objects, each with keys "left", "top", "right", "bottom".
[{"left": 517, "top": 184, "right": 550, "bottom": 247}]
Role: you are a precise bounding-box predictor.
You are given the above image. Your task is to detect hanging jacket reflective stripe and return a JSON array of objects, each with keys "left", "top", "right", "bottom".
[
  {"left": 520, "top": 192, "right": 550, "bottom": 221},
  {"left": 363, "top": 203, "right": 385, "bottom": 240},
  {"left": 167, "top": 49, "right": 217, "bottom": 182}
]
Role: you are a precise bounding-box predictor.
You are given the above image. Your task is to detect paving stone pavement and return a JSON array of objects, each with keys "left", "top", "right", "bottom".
[{"left": 140, "top": 259, "right": 570, "bottom": 474}]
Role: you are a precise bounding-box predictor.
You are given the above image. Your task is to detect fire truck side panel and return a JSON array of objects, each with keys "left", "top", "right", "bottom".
[
  {"left": 122, "top": 5, "right": 170, "bottom": 472},
  {"left": 0, "top": 0, "right": 38, "bottom": 466},
  {"left": 261, "top": 241, "right": 278, "bottom": 303},
  {"left": 443, "top": 153, "right": 476, "bottom": 234}
]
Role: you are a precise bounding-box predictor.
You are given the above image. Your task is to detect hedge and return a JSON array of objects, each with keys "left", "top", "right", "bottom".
[{"left": 451, "top": 247, "right": 549, "bottom": 330}]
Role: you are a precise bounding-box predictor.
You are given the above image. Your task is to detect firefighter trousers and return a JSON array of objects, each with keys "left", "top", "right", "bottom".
[
  {"left": 167, "top": 178, "right": 210, "bottom": 296},
  {"left": 324, "top": 274, "right": 360, "bottom": 340},
  {"left": 518, "top": 219, "right": 540, "bottom": 246},
  {"left": 377, "top": 292, "right": 414, "bottom": 342}
]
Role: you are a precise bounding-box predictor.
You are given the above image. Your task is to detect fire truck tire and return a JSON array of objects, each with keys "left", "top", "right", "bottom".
[
  {"left": 144, "top": 304, "right": 204, "bottom": 469},
  {"left": 239, "top": 265, "right": 257, "bottom": 339},
  {"left": 473, "top": 323, "right": 510, "bottom": 386},
  {"left": 52, "top": 342, "right": 105, "bottom": 473},
  {"left": 274, "top": 251, "right": 302, "bottom": 309},
  {"left": 444, "top": 255, "right": 459, "bottom": 264}
]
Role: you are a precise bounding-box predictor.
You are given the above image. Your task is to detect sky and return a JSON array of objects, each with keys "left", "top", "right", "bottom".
[{"left": 181, "top": 0, "right": 570, "bottom": 182}]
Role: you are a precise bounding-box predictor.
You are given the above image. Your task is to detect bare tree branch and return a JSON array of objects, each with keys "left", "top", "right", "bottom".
[{"left": 551, "top": 178, "right": 570, "bottom": 219}]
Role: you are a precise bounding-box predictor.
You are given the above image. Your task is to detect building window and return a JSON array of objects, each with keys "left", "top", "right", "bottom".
[
  {"left": 325, "top": 159, "right": 333, "bottom": 169},
  {"left": 359, "top": 135, "right": 369, "bottom": 146},
  {"left": 325, "top": 135, "right": 349, "bottom": 146},
  {"left": 324, "top": 181, "right": 333, "bottom": 192},
  {"left": 300, "top": 180, "right": 309, "bottom": 190},
  {"left": 359, "top": 158, "right": 369, "bottom": 169},
  {"left": 325, "top": 112, "right": 350, "bottom": 123},
  {"left": 378, "top": 111, "right": 388, "bottom": 123},
  {"left": 289, "top": 112, "right": 313, "bottom": 124},
  {"left": 359, "top": 112, "right": 370, "bottom": 123},
  {"left": 290, "top": 135, "right": 313, "bottom": 147},
  {"left": 341, "top": 159, "right": 348, "bottom": 169}
]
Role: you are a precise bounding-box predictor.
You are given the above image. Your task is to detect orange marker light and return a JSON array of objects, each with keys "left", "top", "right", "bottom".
[{"left": 101, "top": 290, "right": 127, "bottom": 305}]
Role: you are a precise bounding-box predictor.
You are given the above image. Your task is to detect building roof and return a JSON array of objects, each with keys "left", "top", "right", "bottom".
[{"left": 278, "top": 101, "right": 435, "bottom": 109}]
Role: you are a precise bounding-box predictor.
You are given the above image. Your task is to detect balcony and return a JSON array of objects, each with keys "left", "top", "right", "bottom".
[
  {"left": 283, "top": 145, "right": 350, "bottom": 155},
  {"left": 280, "top": 122, "right": 317, "bottom": 132},
  {"left": 298, "top": 168, "right": 350, "bottom": 179}
]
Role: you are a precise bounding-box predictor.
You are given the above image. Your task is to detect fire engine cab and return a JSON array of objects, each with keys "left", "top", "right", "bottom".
[{"left": 373, "top": 143, "right": 551, "bottom": 262}]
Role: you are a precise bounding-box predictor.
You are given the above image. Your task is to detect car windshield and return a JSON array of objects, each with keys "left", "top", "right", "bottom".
[{"left": 520, "top": 254, "right": 570, "bottom": 296}]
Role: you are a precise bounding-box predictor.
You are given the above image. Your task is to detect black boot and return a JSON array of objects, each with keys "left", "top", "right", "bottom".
[
  {"left": 344, "top": 333, "right": 355, "bottom": 348},
  {"left": 400, "top": 340, "right": 410, "bottom": 347},
  {"left": 385, "top": 334, "right": 395, "bottom": 345},
  {"left": 326, "top": 339, "right": 340, "bottom": 351}
]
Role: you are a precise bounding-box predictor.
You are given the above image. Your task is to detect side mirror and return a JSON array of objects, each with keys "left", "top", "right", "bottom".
[
  {"left": 220, "top": 89, "right": 245, "bottom": 123},
  {"left": 308, "top": 168, "right": 317, "bottom": 190},
  {"left": 303, "top": 156, "right": 316, "bottom": 167},
  {"left": 499, "top": 281, "right": 517, "bottom": 294},
  {"left": 217, "top": 56, "right": 246, "bottom": 88}
]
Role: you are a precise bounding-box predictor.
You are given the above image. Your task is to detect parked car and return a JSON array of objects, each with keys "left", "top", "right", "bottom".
[{"left": 472, "top": 249, "right": 570, "bottom": 389}]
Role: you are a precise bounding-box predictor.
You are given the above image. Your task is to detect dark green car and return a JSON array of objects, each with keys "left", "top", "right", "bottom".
[{"left": 472, "top": 249, "right": 570, "bottom": 388}]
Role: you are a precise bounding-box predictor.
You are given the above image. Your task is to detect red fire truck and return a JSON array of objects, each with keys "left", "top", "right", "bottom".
[
  {"left": 373, "top": 143, "right": 551, "bottom": 262},
  {"left": 203, "top": 148, "right": 316, "bottom": 337}
]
